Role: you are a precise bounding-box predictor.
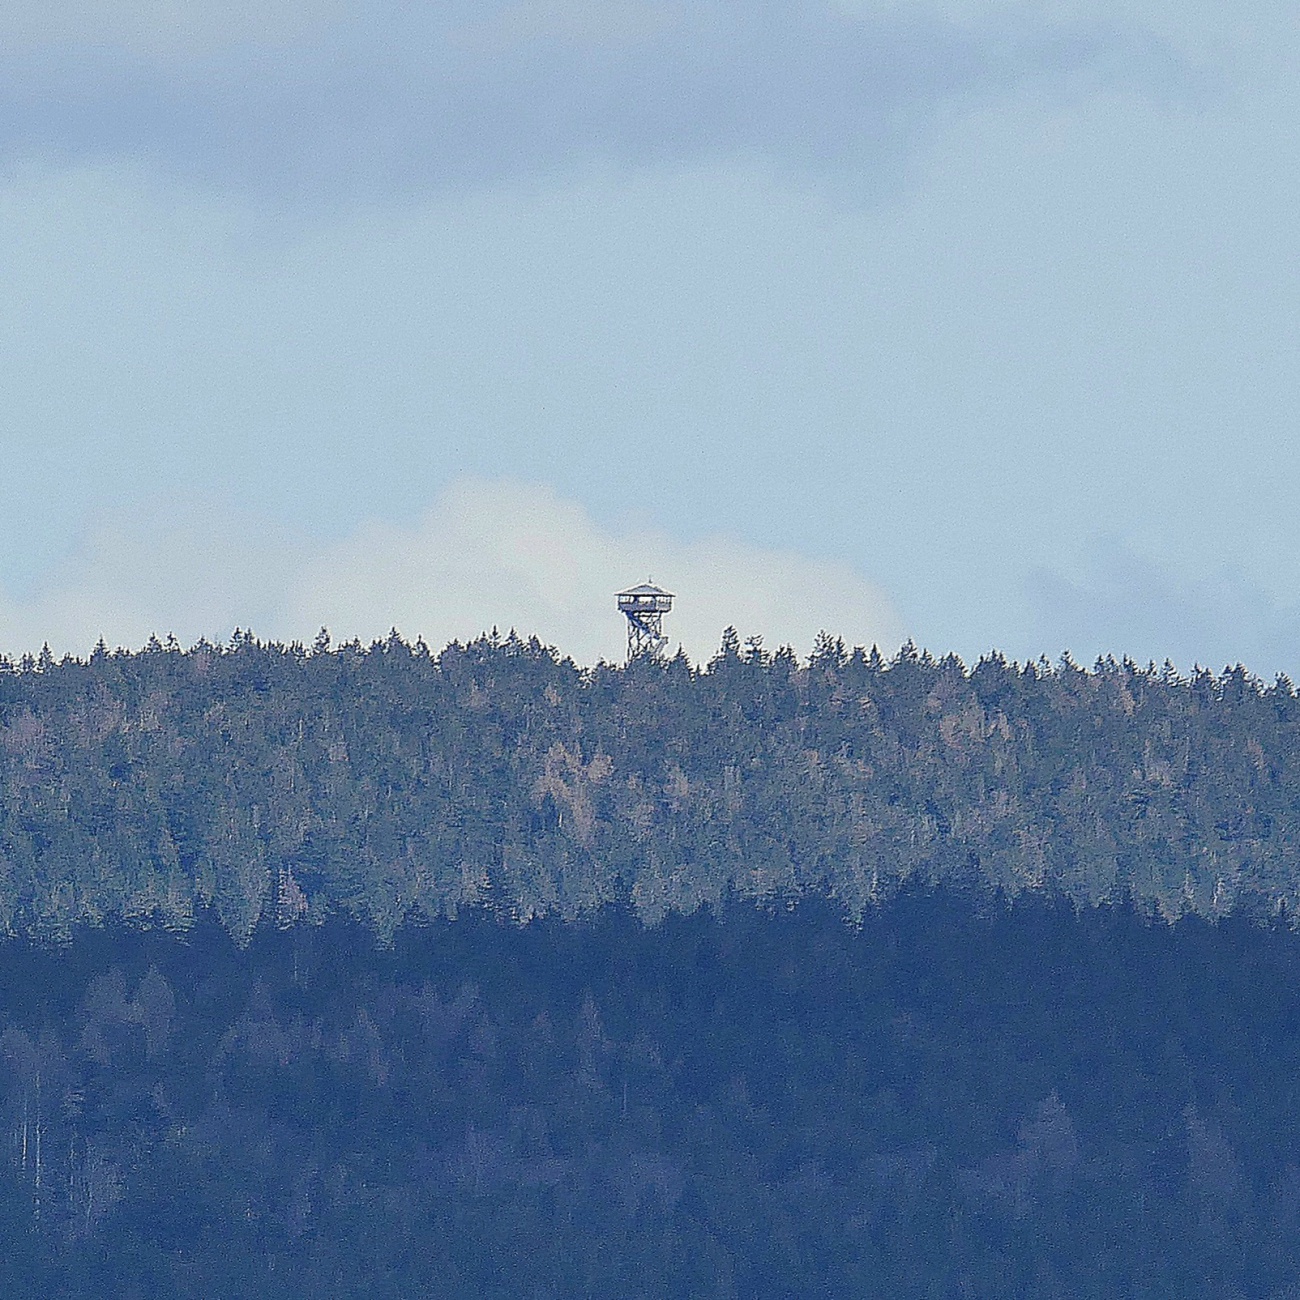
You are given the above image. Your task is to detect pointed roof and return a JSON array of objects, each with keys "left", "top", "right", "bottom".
[{"left": 617, "top": 582, "right": 674, "bottom": 598}]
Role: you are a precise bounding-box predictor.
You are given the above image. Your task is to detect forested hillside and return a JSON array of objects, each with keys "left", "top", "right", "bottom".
[
  {"left": 4, "top": 632, "right": 1300, "bottom": 1294},
  {"left": 0, "top": 630, "right": 1297, "bottom": 939},
  {"left": 4, "top": 896, "right": 1300, "bottom": 1298}
]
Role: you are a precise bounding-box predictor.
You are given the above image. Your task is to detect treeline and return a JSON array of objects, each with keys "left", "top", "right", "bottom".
[
  {"left": 1, "top": 896, "right": 1299, "bottom": 1298},
  {"left": 0, "top": 629, "right": 1298, "bottom": 939}
]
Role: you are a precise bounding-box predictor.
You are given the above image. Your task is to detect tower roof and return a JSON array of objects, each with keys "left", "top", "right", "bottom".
[{"left": 617, "top": 582, "right": 674, "bottom": 598}]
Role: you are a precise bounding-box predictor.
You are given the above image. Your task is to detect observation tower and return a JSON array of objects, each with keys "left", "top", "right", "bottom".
[{"left": 617, "top": 582, "right": 674, "bottom": 661}]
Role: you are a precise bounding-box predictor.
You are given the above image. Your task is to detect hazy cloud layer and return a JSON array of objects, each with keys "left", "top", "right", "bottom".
[
  {"left": 1026, "top": 543, "right": 1300, "bottom": 680},
  {"left": 2, "top": 4, "right": 1298, "bottom": 675},
  {"left": 0, "top": 0, "right": 1183, "bottom": 201},
  {"left": 0, "top": 480, "right": 904, "bottom": 664},
  {"left": 0, "top": 1, "right": 343, "bottom": 55}
]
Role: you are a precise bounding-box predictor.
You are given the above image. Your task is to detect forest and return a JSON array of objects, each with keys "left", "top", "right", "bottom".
[
  {"left": 2, "top": 631, "right": 1300, "bottom": 1295},
  {"left": 0, "top": 629, "right": 1298, "bottom": 937}
]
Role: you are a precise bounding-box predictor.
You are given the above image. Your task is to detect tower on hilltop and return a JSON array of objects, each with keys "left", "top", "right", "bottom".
[{"left": 617, "top": 582, "right": 674, "bottom": 661}]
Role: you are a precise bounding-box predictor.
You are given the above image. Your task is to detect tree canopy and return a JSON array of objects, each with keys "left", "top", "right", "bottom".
[{"left": 0, "top": 631, "right": 1296, "bottom": 940}]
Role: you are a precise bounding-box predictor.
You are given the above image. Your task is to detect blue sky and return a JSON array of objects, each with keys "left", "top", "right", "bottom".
[{"left": 1, "top": 0, "right": 1298, "bottom": 668}]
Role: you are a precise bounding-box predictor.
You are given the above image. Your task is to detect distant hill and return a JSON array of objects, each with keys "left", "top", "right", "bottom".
[
  {"left": 0, "top": 895, "right": 1298, "bottom": 1297},
  {"left": 0, "top": 630, "right": 1296, "bottom": 940},
  {"left": 3, "top": 634, "right": 1300, "bottom": 1293}
]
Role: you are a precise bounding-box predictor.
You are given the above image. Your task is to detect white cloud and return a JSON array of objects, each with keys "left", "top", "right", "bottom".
[
  {"left": 0, "top": 498, "right": 306, "bottom": 658},
  {"left": 0, "top": 480, "right": 904, "bottom": 665}
]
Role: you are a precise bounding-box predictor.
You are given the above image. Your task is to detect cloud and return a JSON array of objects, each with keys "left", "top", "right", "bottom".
[
  {"left": 0, "top": 1, "right": 343, "bottom": 56},
  {"left": 453, "top": 0, "right": 682, "bottom": 52},
  {"left": 0, "top": 498, "right": 308, "bottom": 659},
  {"left": 1025, "top": 542, "right": 1300, "bottom": 679},
  {"left": 0, "top": 480, "right": 904, "bottom": 664},
  {"left": 0, "top": 0, "right": 1175, "bottom": 204}
]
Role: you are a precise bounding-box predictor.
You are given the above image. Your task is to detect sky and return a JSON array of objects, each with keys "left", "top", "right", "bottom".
[{"left": 1, "top": 0, "right": 1298, "bottom": 670}]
